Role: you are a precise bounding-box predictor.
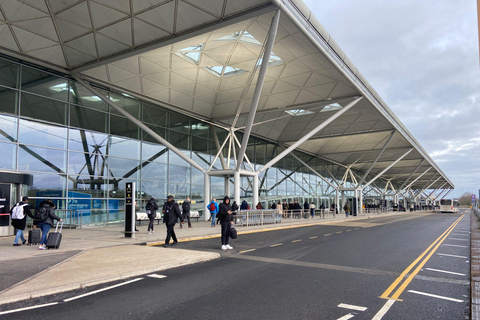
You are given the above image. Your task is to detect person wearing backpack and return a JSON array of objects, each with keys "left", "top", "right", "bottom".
[
  {"left": 10, "top": 196, "right": 34, "bottom": 246},
  {"left": 145, "top": 197, "right": 159, "bottom": 234},
  {"left": 343, "top": 203, "right": 351, "bottom": 218},
  {"left": 207, "top": 198, "right": 219, "bottom": 227},
  {"left": 182, "top": 197, "right": 192, "bottom": 228},
  {"left": 36, "top": 200, "right": 62, "bottom": 250}
]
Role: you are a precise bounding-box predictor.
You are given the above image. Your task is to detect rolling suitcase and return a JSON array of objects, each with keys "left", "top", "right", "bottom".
[
  {"left": 46, "top": 221, "right": 63, "bottom": 249},
  {"left": 28, "top": 227, "right": 41, "bottom": 245}
]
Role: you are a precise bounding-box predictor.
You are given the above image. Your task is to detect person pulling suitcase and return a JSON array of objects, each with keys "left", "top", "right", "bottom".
[{"left": 35, "top": 200, "right": 62, "bottom": 250}]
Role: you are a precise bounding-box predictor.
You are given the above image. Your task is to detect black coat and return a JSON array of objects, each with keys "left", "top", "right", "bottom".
[
  {"left": 146, "top": 199, "right": 159, "bottom": 217},
  {"left": 162, "top": 200, "right": 184, "bottom": 226},
  {"left": 218, "top": 196, "right": 235, "bottom": 223},
  {"left": 10, "top": 201, "right": 34, "bottom": 230},
  {"left": 182, "top": 201, "right": 190, "bottom": 217}
]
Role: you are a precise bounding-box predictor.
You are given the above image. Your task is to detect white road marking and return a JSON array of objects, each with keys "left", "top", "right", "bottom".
[
  {"left": 371, "top": 299, "right": 395, "bottom": 320},
  {"left": 437, "top": 253, "right": 468, "bottom": 259},
  {"left": 292, "top": 239, "right": 302, "bottom": 243},
  {"left": 448, "top": 238, "right": 469, "bottom": 241},
  {"left": 0, "top": 302, "right": 59, "bottom": 316},
  {"left": 338, "top": 303, "right": 368, "bottom": 311},
  {"left": 337, "top": 313, "right": 355, "bottom": 320},
  {"left": 407, "top": 290, "right": 464, "bottom": 303},
  {"left": 63, "top": 277, "right": 143, "bottom": 302},
  {"left": 442, "top": 244, "right": 467, "bottom": 248},
  {"left": 424, "top": 268, "right": 465, "bottom": 276},
  {"left": 147, "top": 274, "right": 167, "bottom": 279}
]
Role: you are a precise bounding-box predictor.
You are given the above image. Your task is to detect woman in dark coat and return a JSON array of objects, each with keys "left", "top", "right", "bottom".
[
  {"left": 218, "top": 196, "right": 235, "bottom": 250},
  {"left": 146, "top": 197, "right": 159, "bottom": 234},
  {"left": 37, "top": 200, "right": 62, "bottom": 250}
]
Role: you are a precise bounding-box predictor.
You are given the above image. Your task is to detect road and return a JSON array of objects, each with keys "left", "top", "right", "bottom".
[{"left": 1, "top": 210, "right": 470, "bottom": 319}]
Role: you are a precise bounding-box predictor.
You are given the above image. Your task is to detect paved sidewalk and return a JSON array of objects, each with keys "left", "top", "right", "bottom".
[{"left": 0, "top": 211, "right": 419, "bottom": 306}]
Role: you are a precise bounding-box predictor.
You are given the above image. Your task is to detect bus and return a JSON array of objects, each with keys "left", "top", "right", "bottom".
[{"left": 440, "top": 199, "right": 459, "bottom": 213}]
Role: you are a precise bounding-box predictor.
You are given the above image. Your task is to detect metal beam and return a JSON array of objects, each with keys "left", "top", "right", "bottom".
[
  {"left": 73, "top": 75, "right": 206, "bottom": 173},
  {"left": 236, "top": 9, "right": 281, "bottom": 170},
  {"left": 356, "top": 131, "right": 396, "bottom": 187},
  {"left": 363, "top": 149, "right": 413, "bottom": 189},
  {"left": 395, "top": 159, "right": 425, "bottom": 192},
  {"left": 291, "top": 153, "right": 337, "bottom": 189},
  {"left": 258, "top": 97, "right": 363, "bottom": 174},
  {"left": 440, "top": 189, "right": 453, "bottom": 200}
]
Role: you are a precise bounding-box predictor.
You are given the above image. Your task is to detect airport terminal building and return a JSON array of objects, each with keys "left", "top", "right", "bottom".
[{"left": 0, "top": 0, "right": 453, "bottom": 226}]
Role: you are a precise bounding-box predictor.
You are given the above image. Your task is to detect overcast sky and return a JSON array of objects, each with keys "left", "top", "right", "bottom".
[{"left": 303, "top": 0, "right": 479, "bottom": 199}]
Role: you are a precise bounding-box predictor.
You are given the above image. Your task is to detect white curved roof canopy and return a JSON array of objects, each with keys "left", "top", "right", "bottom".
[{"left": 0, "top": 0, "right": 453, "bottom": 193}]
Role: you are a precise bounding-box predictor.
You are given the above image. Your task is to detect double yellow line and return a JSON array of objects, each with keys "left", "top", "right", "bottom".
[{"left": 380, "top": 214, "right": 464, "bottom": 301}]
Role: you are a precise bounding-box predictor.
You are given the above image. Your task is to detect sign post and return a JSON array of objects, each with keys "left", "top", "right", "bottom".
[{"left": 125, "top": 182, "right": 136, "bottom": 238}]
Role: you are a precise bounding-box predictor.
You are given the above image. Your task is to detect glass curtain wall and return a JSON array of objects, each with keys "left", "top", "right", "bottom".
[{"left": 0, "top": 56, "right": 365, "bottom": 225}]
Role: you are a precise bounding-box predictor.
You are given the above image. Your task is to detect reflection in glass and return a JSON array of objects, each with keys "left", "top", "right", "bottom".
[
  {"left": 68, "top": 129, "right": 108, "bottom": 154},
  {"left": 141, "top": 180, "right": 166, "bottom": 200},
  {"left": 18, "top": 119, "right": 67, "bottom": 149},
  {"left": 21, "top": 93, "right": 67, "bottom": 125},
  {"left": 169, "top": 112, "right": 190, "bottom": 133},
  {"left": 143, "top": 103, "right": 167, "bottom": 127},
  {"left": 68, "top": 151, "right": 109, "bottom": 178},
  {"left": 191, "top": 167, "right": 203, "bottom": 184},
  {"left": 70, "top": 82, "right": 108, "bottom": 112},
  {"left": 169, "top": 165, "right": 190, "bottom": 183},
  {"left": 190, "top": 184, "right": 203, "bottom": 200},
  {"left": 23, "top": 76, "right": 69, "bottom": 102},
  {"left": 168, "top": 182, "right": 189, "bottom": 199},
  {"left": 28, "top": 173, "right": 67, "bottom": 195},
  {"left": 110, "top": 114, "right": 139, "bottom": 139},
  {"left": 0, "top": 88, "right": 17, "bottom": 115},
  {"left": 108, "top": 156, "right": 141, "bottom": 179},
  {"left": 0, "top": 142, "right": 16, "bottom": 170},
  {"left": 142, "top": 125, "right": 167, "bottom": 144},
  {"left": 18, "top": 145, "right": 66, "bottom": 173},
  {"left": 70, "top": 105, "right": 107, "bottom": 133},
  {"left": 67, "top": 175, "right": 107, "bottom": 198},
  {"left": 108, "top": 136, "right": 140, "bottom": 159},
  {"left": 168, "top": 150, "right": 191, "bottom": 167},
  {"left": 0, "top": 114, "right": 18, "bottom": 142},
  {"left": 109, "top": 92, "right": 141, "bottom": 119},
  {"left": 142, "top": 162, "right": 167, "bottom": 180},
  {"left": 142, "top": 141, "right": 167, "bottom": 163},
  {"left": 169, "top": 130, "right": 189, "bottom": 149},
  {"left": 0, "top": 58, "right": 19, "bottom": 88}
]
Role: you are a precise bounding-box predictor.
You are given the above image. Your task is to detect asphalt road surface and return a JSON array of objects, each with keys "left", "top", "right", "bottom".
[{"left": 1, "top": 210, "right": 470, "bottom": 320}]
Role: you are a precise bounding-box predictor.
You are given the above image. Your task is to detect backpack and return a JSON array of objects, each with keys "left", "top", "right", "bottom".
[
  {"left": 11, "top": 203, "right": 27, "bottom": 220},
  {"left": 209, "top": 202, "right": 216, "bottom": 212},
  {"left": 146, "top": 202, "right": 151, "bottom": 214},
  {"left": 33, "top": 206, "right": 49, "bottom": 222}
]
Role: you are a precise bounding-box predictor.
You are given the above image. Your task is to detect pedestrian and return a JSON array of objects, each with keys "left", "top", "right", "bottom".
[
  {"left": 343, "top": 203, "right": 350, "bottom": 218},
  {"left": 146, "top": 197, "right": 159, "bottom": 234},
  {"left": 182, "top": 197, "right": 192, "bottom": 228},
  {"left": 217, "top": 196, "right": 235, "bottom": 250},
  {"left": 37, "top": 199, "right": 62, "bottom": 250},
  {"left": 271, "top": 202, "right": 277, "bottom": 210},
  {"left": 134, "top": 201, "right": 140, "bottom": 232},
  {"left": 240, "top": 200, "right": 248, "bottom": 211},
  {"left": 162, "top": 195, "right": 184, "bottom": 247},
  {"left": 231, "top": 201, "right": 239, "bottom": 213},
  {"left": 410, "top": 203, "right": 414, "bottom": 212},
  {"left": 294, "top": 200, "right": 301, "bottom": 218},
  {"left": 207, "top": 198, "right": 219, "bottom": 227},
  {"left": 310, "top": 202, "right": 316, "bottom": 218},
  {"left": 256, "top": 202, "right": 262, "bottom": 210},
  {"left": 10, "top": 196, "right": 34, "bottom": 246}
]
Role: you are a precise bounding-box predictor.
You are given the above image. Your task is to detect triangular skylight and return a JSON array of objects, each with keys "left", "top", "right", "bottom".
[
  {"left": 285, "top": 109, "right": 314, "bottom": 116},
  {"left": 174, "top": 30, "right": 284, "bottom": 78},
  {"left": 320, "top": 103, "right": 343, "bottom": 112}
]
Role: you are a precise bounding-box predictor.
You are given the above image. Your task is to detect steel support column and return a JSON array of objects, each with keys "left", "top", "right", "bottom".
[
  {"left": 236, "top": 9, "right": 281, "bottom": 170},
  {"left": 234, "top": 170, "right": 241, "bottom": 206},
  {"left": 204, "top": 173, "right": 210, "bottom": 221},
  {"left": 253, "top": 174, "right": 259, "bottom": 208}
]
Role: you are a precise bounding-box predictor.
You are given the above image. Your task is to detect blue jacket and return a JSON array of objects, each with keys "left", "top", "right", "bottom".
[{"left": 208, "top": 201, "right": 219, "bottom": 214}]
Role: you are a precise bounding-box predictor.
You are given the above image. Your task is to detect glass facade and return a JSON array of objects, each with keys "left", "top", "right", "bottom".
[{"left": 0, "top": 57, "right": 389, "bottom": 225}]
